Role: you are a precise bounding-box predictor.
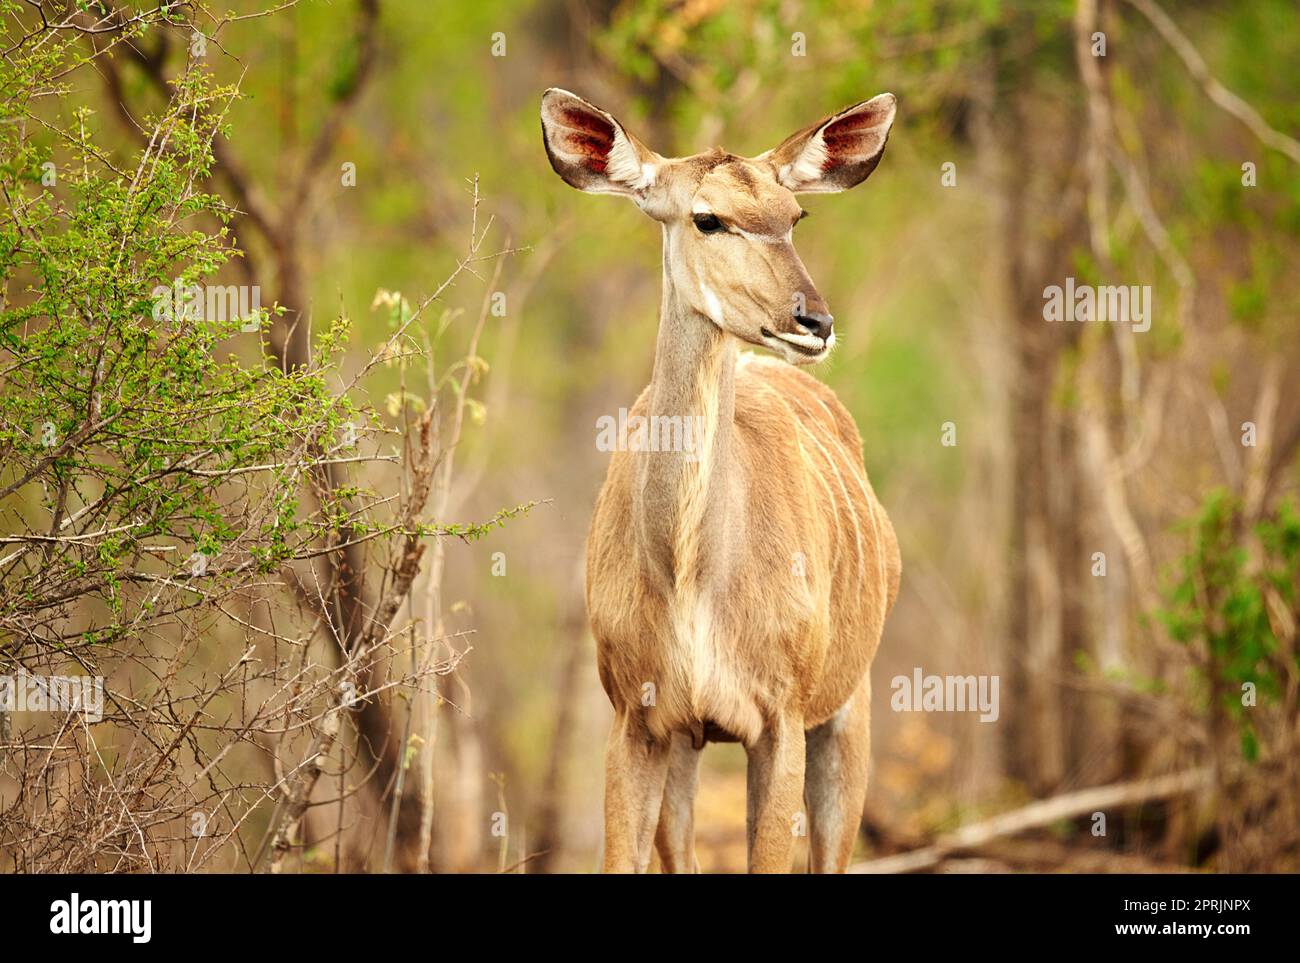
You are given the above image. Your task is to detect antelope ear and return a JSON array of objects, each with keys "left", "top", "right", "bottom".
[
  {"left": 540, "top": 88, "right": 660, "bottom": 197},
  {"left": 760, "top": 93, "right": 896, "bottom": 193}
]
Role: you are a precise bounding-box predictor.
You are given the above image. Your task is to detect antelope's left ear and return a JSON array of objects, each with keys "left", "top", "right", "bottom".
[{"left": 760, "top": 93, "right": 896, "bottom": 193}]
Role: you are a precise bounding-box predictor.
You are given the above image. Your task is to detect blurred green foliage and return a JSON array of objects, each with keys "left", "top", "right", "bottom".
[{"left": 1158, "top": 491, "right": 1300, "bottom": 761}]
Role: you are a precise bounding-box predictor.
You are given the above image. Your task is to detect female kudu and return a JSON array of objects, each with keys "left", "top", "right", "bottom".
[{"left": 541, "top": 88, "right": 901, "bottom": 873}]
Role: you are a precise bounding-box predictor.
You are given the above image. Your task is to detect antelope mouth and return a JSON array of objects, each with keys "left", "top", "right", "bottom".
[{"left": 760, "top": 326, "right": 833, "bottom": 360}]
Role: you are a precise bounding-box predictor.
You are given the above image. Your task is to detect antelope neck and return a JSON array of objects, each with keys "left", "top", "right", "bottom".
[{"left": 633, "top": 238, "right": 739, "bottom": 591}]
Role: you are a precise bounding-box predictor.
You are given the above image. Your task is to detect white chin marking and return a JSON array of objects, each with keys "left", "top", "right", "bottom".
[
  {"left": 764, "top": 328, "right": 831, "bottom": 363},
  {"left": 771, "top": 329, "right": 825, "bottom": 350}
]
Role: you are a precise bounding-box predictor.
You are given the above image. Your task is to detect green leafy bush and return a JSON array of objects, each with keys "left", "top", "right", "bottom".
[{"left": 1158, "top": 491, "right": 1300, "bottom": 761}]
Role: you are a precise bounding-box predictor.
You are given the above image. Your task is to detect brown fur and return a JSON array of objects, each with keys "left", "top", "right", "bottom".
[
  {"left": 589, "top": 356, "right": 900, "bottom": 742},
  {"left": 541, "top": 88, "right": 901, "bottom": 873}
]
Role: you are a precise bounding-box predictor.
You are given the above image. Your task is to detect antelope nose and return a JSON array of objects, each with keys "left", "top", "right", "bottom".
[{"left": 795, "top": 311, "right": 834, "bottom": 341}]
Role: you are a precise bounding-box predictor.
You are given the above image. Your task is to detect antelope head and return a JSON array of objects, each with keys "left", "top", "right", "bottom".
[{"left": 540, "top": 88, "right": 896, "bottom": 365}]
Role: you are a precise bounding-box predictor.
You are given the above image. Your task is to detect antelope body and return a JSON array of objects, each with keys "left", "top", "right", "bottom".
[{"left": 541, "top": 88, "right": 901, "bottom": 873}]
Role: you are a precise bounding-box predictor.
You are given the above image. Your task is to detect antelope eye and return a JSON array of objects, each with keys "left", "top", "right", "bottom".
[{"left": 692, "top": 212, "right": 724, "bottom": 234}]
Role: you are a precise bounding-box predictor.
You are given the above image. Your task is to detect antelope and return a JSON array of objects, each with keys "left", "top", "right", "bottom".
[{"left": 540, "top": 88, "right": 901, "bottom": 873}]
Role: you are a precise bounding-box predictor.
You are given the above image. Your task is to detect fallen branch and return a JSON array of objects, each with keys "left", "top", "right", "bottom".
[
  {"left": 976, "top": 837, "right": 1196, "bottom": 874},
  {"left": 849, "top": 768, "right": 1210, "bottom": 874}
]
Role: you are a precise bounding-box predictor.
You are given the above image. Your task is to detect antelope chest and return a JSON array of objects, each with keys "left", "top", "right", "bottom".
[{"left": 588, "top": 518, "right": 822, "bottom": 745}]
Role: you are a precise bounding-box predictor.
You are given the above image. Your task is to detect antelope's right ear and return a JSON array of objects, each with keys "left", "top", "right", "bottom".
[{"left": 540, "top": 88, "right": 660, "bottom": 198}]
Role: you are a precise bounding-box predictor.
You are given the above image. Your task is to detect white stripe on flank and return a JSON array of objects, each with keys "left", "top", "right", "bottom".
[
  {"left": 756, "top": 381, "right": 842, "bottom": 560},
  {"left": 811, "top": 395, "right": 886, "bottom": 608},
  {"left": 786, "top": 396, "right": 864, "bottom": 593}
]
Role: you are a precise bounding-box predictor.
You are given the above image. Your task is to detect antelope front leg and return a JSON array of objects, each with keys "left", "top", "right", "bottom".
[
  {"left": 744, "top": 715, "right": 806, "bottom": 873},
  {"left": 603, "top": 711, "right": 671, "bottom": 873},
  {"left": 654, "top": 732, "right": 702, "bottom": 873},
  {"left": 804, "top": 675, "right": 872, "bottom": 873}
]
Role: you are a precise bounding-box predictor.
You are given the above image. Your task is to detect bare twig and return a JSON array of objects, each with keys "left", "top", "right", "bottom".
[{"left": 1124, "top": 0, "right": 1300, "bottom": 164}]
